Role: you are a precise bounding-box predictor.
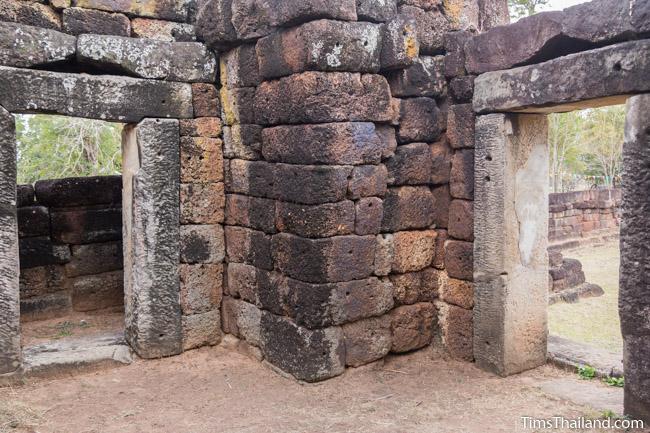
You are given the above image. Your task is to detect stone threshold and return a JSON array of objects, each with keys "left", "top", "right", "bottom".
[
  {"left": 0, "top": 332, "right": 133, "bottom": 386},
  {"left": 547, "top": 335, "right": 623, "bottom": 379},
  {"left": 549, "top": 282, "right": 605, "bottom": 305}
]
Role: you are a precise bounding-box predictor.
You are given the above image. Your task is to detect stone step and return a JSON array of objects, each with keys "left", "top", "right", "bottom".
[{"left": 547, "top": 335, "right": 623, "bottom": 379}]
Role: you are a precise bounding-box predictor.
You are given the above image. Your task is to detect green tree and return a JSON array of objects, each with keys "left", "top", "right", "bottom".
[
  {"left": 579, "top": 106, "right": 625, "bottom": 187},
  {"left": 508, "top": 0, "right": 550, "bottom": 19},
  {"left": 16, "top": 114, "right": 123, "bottom": 184},
  {"left": 548, "top": 111, "right": 585, "bottom": 192}
]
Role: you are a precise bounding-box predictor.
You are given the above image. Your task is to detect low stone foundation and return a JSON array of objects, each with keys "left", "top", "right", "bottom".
[
  {"left": 18, "top": 176, "right": 123, "bottom": 322},
  {"left": 548, "top": 250, "right": 604, "bottom": 304}
]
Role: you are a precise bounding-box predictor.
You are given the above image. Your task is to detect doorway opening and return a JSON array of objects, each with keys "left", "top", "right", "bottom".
[{"left": 15, "top": 114, "right": 126, "bottom": 349}]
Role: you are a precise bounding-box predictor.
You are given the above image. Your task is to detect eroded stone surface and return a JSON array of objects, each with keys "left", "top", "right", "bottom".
[{"left": 0, "top": 22, "right": 75, "bottom": 68}]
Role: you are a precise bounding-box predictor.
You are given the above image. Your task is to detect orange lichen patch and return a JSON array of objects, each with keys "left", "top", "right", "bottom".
[
  {"left": 404, "top": 25, "right": 419, "bottom": 60},
  {"left": 443, "top": 0, "right": 463, "bottom": 27}
]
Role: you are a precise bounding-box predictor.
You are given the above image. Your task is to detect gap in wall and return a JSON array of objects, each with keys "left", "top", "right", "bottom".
[{"left": 15, "top": 114, "right": 126, "bottom": 349}]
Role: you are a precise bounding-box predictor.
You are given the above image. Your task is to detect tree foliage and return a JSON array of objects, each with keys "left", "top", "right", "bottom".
[
  {"left": 508, "top": 0, "right": 550, "bottom": 19},
  {"left": 16, "top": 115, "right": 123, "bottom": 184}
]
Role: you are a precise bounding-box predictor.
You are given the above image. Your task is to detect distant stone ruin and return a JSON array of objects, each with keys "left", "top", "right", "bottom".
[{"left": 0, "top": 0, "right": 647, "bottom": 423}]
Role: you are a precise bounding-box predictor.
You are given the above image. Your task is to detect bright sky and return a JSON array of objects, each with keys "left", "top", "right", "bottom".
[{"left": 539, "top": 0, "right": 591, "bottom": 12}]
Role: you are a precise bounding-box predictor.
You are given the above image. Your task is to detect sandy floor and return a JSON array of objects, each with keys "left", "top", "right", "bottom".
[
  {"left": 548, "top": 241, "right": 622, "bottom": 352},
  {"left": 0, "top": 346, "right": 638, "bottom": 433},
  {"left": 20, "top": 308, "right": 125, "bottom": 347}
]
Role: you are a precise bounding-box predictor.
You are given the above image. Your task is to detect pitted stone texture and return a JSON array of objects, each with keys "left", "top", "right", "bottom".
[
  {"left": 225, "top": 226, "right": 272, "bottom": 270},
  {"left": 272, "top": 234, "right": 376, "bottom": 284},
  {"left": 289, "top": 277, "right": 394, "bottom": 329},
  {"left": 220, "top": 44, "right": 260, "bottom": 89},
  {"left": 436, "top": 301, "right": 473, "bottom": 361},
  {"left": 224, "top": 125, "right": 261, "bottom": 160},
  {"left": 392, "top": 230, "right": 437, "bottom": 273},
  {"left": 466, "top": 0, "right": 650, "bottom": 75},
  {"left": 0, "top": 67, "right": 193, "bottom": 122},
  {"left": 343, "top": 316, "right": 391, "bottom": 367},
  {"left": 431, "top": 138, "right": 452, "bottom": 185},
  {"left": 390, "top": 302, "right": 436, "bottom": 353},
  {"left": 180, "top": 182, "right": 225, "bottom": 224},
  {"left": 276, "top": 201, "right": 355, "bottom": 238},
  {"left": 225, "top": 194, "right": 275, "bottom": 234},
  {"left": 0, "top": 0, "right": 60, "bottom": 30},
  {"left": 17, "top": 206, "right": 49, "bottom": 238},
  {"left": 75, "top": 0, "right": 192, "bottom": 21},
  {"left": 398, "top": 97, "right": 442, "bottom": 144},
  {"left": 357, "top": 0, "right": 397, "bottom": 22},
  {"left": 473, "top": 41, "right": 650, "bottom": 114},
  {"left": 71, "top": 271, "right": 124, "bottom": 312},
  {"left": 381, "top": 186, "right": 435, "bottom": 232},
  {"left": 355, "top": 197, "right": 383, "bottom": 235},
  {"left": 390, "top": 267, "right": 441, "bottom": 305},
  {"left": 193, "top": 84, "right": 221, "bottom": 118},
  {"left": 450, "top": 149, "right": 474, "bottom": 200},
  {"left": 380, "top": 15, "right": 419, "bottom": 70},
  {"left": 473, "top": 113, "right": 549, "bottom": 377},
  {"left": 181, "top": 225, "right": 225, "bottom": 265},
  {"left": 180, "top": 137, "right": 224, "bottom": 183},
  {"left": 0, "top": 22, "right": 75, "bottom": 68},
  {"left": 448, "top": 104, "right": 475, "bottom": 149},
  {"left": 620, "top": 95, "right": 650, "bottom": 423},
  {"left": 478, "top": 0, "right": 510, "bottom": 31},
  {"left": 262, "top": 123, "right": 388, "bottom": 165},
  {"left": 220, "top": 86, "right": 255, "bottom": 125},
  {"left": 132, "top": 18, "right": 196, "bottom": 42},
  {"left": 19, "top": 237, "right": 71, "bottom": 270},
  {"left": 77, "top": 35, "right": 217, "bottom": 83},
  {"left": 349, "top": 165, "right": 388, "bottom": 199},
  {"left": 122, "top": 119, "right": 182, "bottom": 359},
  {"left": 34, "top": 176, "right": 121, "bottom": 208},
  {"left": 182, "top": 310, "right": 222, "bottom": 351},
  {"left": 255, "top": 72, "right": 393, "bottom": 125},
  {"left": 440, "top": 277, "right": 473, "bottom": 309},
  {"left": 257, "top": 20, "right": 382, "bottom": 79},
  {"left": 445, "top": 239, "right": 472, "bottom": 281},
  {"left": 374, "top": 234, "right": 394, "bottom": 276},
  {"left": 399, "top": 5, "right": 451, "bottom": 54},
  {"left": 62, "top": 8, "right": 131, "bottom": 36},
  {"left": 221, "top": 297, "right": 262, "bottom": 346},
  {"left": 195, "top": 0, "right": 237, "bottom": 50},
  {"left": 50, "top": 208, "right": 121, "bottom": 244},
  {"left": 180, "top": 118, "right": 222, "bottom": 138},
  {"left": 385, "top": 143, "right": 433, "bottom": 186},
  {"left": 448, "top": 199, "right": 474, "bottom": 241},
  {"left": 387, "top": 56, "right": 446, "bottom": 98},
  {"left": 0, "top": 107, "right": 20, "bottom": 374},
  {"left": 260, "top": 312, "right": 345, "bottom": 382},
  {"left": 224, "top": 264, "right": 286, "bottom": 313}
]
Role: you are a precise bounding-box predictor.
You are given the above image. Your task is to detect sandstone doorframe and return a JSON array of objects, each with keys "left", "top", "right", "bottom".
[{"left": 0, "top": 67, "right": 190, "bottom": 374}]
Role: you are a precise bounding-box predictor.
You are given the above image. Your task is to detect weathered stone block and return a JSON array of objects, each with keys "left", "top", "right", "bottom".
[
  {"left": 391, "top": 267, "right": 441, "bottom": 305},
  {"left": 447, "top": 104, "right": 475, "bottom": 149},
  {"left": 221, "top": 297, "right": 262, "bottom": 346},
  {"left": 220, "top": 44, "right": 260, "bottom": 88},
  {"left": 262, "top": 123, "right": 389, "bottom": 166},
  {"left": 225, "top": 194, "right": 275, "bottom": 234},
  {"left": 63, "top": 7, "right": 130, "bottom": 36},
  {"left": 276, "top": 201, "right": 354, "bottom": 238},
  {"left": 180, "top": 137, "right": 224, "bottom": 183},
  {"left": 272, "top": 233, "right": 376, "bottom": 284},
  {"left": 430, "top": 138, "right": 452, "bottom": 185},
  {"left": 0, "top": 0, "right": 60, "bottom": 30},
  {"left": 444, "top": 240, "right": 472, "bottom": 281},
  {"left": 448, "top": 199, "right": 473, "bottom": 241},
  {"left": 398, "top": 97, "right": 442, "bottom": 144},
  {"left": 260, "top": 312, "right": 345, "bottom": 382},
  {"left": 255, "top": 72, "right": 393, "bottom": 125},
  {"left": 17, "top": 206, "right": 49, "bottom": 238},
  {"left": 35, "top": 176, "right": 121, "bottom": 208},
  {"left": 17, "top": 185, "right": 34, "bottom": 207},
  {"left": 381, "top": 186, "right": 435, "bottom": 232},
  {"left": 20, "top": 292, "right": 71, "bottom": 322},
  {"left": 288, "top": 277, "right": 394, "bottom": 328},
  {"left": 473, "top": 41, "right": 650, "bottom": 114},
  {"left": 392, "top": 230, "right": 437, "bottom": 273},
  {"left": 65, "top": 241, "right": 122, "bottom": 277},
  {"left": 437, "top": 302, "right": 473, "bottom": 360},
  {"left": 221, "top": 86, "right": 254, "bottom": 125},
  {"left": 195, "top": 0, "right": 238, "bottom": 50},
  {"left": 19, "top": 237, "right": 71, "bottom": 269},
  {"left": 180, "top": 183, "right": 225, "bottom": 225},
  {"left": 431, "top": 184, "right": 451, "bottom": 228},
  {"left": 449, "top": 76, "right": 475, "bottom": 103},
  {"left": 257, "top": 20, "right": 382, "bottom": 79},
  {"left": 225, "top": 159, "right": 274, "bottom": 198},
  {"left": 433, "top": 228, "right": 447, "bottom": 269},
  {"left": 0, "top": 22, "right": 75, "bottom": 68},
  {"left": 355, "top": 198, "right": 383, "bottom": 236},
  {"left": 380, "top": 15, "right": 419, "bottom": 70},
  {"left": 399, "top": 5, "right": 450, "bottom": 54},
  {"left": 180, "top": 263, "right": 223, "bottom": 315},
  {"left": 390, "top": 302, "right": 436, "bottom": 353},
  {"left": 223, "top": 124, "right": 262, "bottom": 160},
  {"left": 75, "top": 0, "right": 191, "bottom": 21},
  {"left": 443, "top": 30, "right": 469, "bottom": 77},
  {"left": 132, "top": 18, "right": 195, "bottom": 42},
  {"left": 193, "top": 83, "right": 222, "bottom": 117},
  {"left": 440, "top": 276, "right": 473, "bottom": 309},
  {"left": 387, "top": 56, "right": 445, "bottom": 98},
  {"left": 374, "top": 234, "right": 394, "bottom": 276},
  {"left": 357, "top": 0, "right": 397, "bottom": 22},
  {"left": 342, "top": 315, "right": 392, "bottom": 367},
  {"left": 70, "top": 270, "right": 123, "bottom": 312},
  {"left": 182, "top": 310, "right": 222, "bottom": 351},
  {"left": 0, "top": 67, "right": 193, "bottom": 122},
  {"left": 450, "top": 149, "right": 474, "bottom": 200},
  {"left": 180, "top": 118, "right": 222, "bottom": 138},
  {"left": 225, "top": 226, "right": 272, "bottom": 270},
  {"left": 19, "top": 265, "right": 65, "bottom": 299},
  {"left": 50, "top": 208, "right": 122, "bottom": 244},
  {"left": 274, "top": 164, "right": 352, "bottom": 205},
  {"left": 348, "top": 165, "right": 388, "bottom": 199},
  {"left": 225, "top": 263, "right": 286, "bottom": 313},
  {"left": 385, "top": 143, "right": 432, "bottom": 186},
  {"left": 180, "top": 225, "right": 225, "bottom": 264},
  {"left": 77, "top": 35, "right": 217, "bottom": 83}
]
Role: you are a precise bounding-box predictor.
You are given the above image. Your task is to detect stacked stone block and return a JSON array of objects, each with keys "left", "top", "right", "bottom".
[
  {"left": 194, "top": 0, "right": 492, "bottom": 381},
  {"left": 17, "top": 177, "right": 123, "bottom": 322}
]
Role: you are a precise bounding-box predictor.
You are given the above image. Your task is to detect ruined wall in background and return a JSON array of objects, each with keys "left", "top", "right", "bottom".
[
  {"left": 17, "top": 177, "right": 123, "bottom": 322},
  {"left": 195, "top": 0, "right": 508, "bottom": 381},
  {"left": 548, "top": 188, "right": 621, "bottom": 249}
]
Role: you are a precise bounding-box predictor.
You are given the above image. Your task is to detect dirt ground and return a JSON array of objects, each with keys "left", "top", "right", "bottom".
[
  {"left": 20, "top": 308, "right": 124, "bottom": 347},
  {"left": 0, "top": 345, "right": 640, "bottom": 433},
  {"left": 548, "top": 241, "right": 622, "bottom": 352}
]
